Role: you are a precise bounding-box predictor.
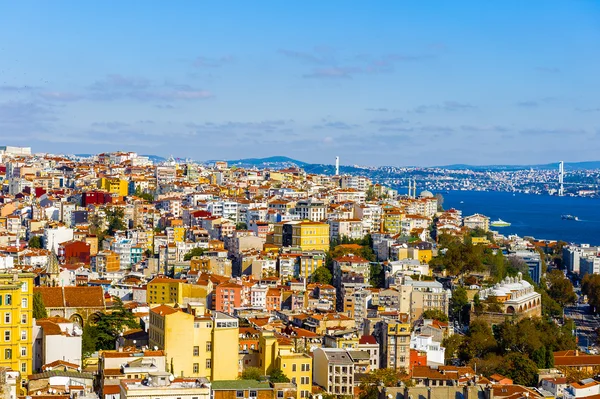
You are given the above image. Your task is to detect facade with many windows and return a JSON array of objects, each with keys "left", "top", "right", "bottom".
[{"left": 0, "top": 271, "right": 34, "bottom": 393}]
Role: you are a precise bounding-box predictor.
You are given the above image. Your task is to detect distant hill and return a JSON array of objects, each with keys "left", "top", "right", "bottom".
[
  {"left": 212, "top": 156, "right": 309, "bottom": 168},
  {"left": 437, "top": 161, "right": 600, "bottom": 171}
]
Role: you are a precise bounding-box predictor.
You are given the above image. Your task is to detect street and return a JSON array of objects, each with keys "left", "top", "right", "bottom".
[{"left": 564, "top": 303, "right": 600, "bottom": 352}]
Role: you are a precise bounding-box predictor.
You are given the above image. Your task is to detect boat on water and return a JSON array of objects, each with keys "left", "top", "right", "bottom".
[
  {"left": 561, "top": 215, "right": 579, "bottom": 221},
  {"left": 490, "top": 219, "right": 511, "bottom": 227}
]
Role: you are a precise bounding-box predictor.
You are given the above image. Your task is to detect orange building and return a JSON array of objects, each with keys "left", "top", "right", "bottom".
[{"left": 214, "top": 282, "right": 243, "bottom": 314}]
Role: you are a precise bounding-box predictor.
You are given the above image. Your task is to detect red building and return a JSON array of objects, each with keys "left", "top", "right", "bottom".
[
  {"left": 83, "top": 190, "right": 112, "bottom": 206},
  {"left": 409, "top": 349, "right": 427, "bottom": 372},
  {"left": 59, "top": 240, "right": 91, "bottom": 264},
  {"left": 213, "top": 282, "right": 243, "bottom": 314}
]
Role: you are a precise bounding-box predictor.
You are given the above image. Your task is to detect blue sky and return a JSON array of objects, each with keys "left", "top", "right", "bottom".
[{"left": 1, "top": 1, "right": 599, "bottom": 166}]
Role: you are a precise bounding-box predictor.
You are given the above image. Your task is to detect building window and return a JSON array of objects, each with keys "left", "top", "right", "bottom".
[
  {"left": 193, "top": 346, "right": 199, "bottom": 356},
  {"left": 21, "top": 347, "right": 26, "bottom": 356},
  {"left": 4, "top": 331, "right": 10, "bottom": 341},
  {"left": 5, "top": 295, "right": 11, "bottom": 306},
  {"left": 5, "top": 349, "right": 11, "bottom": 359},
  {"left": 236, "top": 391, "right": 244, "bottom": 398},
  {"left": 193, "top": 363, "right": 199, "bottom": 373},
  {"left": 277, "top": 391, "right": 284, "bottom": 399},
  {"left": 206, "top": 359, "right": 212, "bottom": 369},
  {"left": 249, "top": 391, "right": 257, "bottom": 398},
  {"left": 206, "top": 342, "right": 212, "bottom": 351},
  {"left": 292, "top": 364, "right": 296, "bottom": 372},
  {"left": 21, "top": 314, "right": 26, "bottom": 324},
  {"left": 21, "top": 298, "right": 27, "bottom": 309},
  {"left": 21, "top": 330, "right": 26, "bottom": 340},
  {"left": 4, "top": 313, "right": 10, "bottom": 324},
  {"left": 21, "top": 362, "right": 26, "bottom": 373}
]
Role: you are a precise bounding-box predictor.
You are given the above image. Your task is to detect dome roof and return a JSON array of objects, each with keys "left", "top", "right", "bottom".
[{"left": 420, "top": 190, "right": 434, "bottom": 198}]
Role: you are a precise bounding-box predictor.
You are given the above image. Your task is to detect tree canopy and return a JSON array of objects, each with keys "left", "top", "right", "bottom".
[
  {"left": 184, "top": 247, "right": 206, "bottom": 261},
  {"left": 240, "top": 367, "right": 263, "bottom": 381},
  {"left": 83, "top": 298, "right": 139, "bottom": 355},
  {"left": 312, "top": 266, "right": 333, "bottom": 285},
  {"left": 268, "top": 368, "right": 290, "bottom": 383},
  {"left": 32, "top": 291, "right": 48, "bottom": 319},
  {"left": 422, "top": 309, "right": 449, "bottom": 322},
  {"left": 582, "top": 274, "right": 600, "bottom": 313},
  {"left": 546, "top": 270, "right": 577, "bottom": 306},
  {"left": 28, "top": 236, "right": 42, "bottom": 249}
]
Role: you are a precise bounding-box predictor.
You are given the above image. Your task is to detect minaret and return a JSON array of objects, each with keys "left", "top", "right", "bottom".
[
  {"left": 335, "top": 156, "right": 340, "bottom": 176},
  {"left": 558, "top": 161, "right": 564, "bottom": 196}
]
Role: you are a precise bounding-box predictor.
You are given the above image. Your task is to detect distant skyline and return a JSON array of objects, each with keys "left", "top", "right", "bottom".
[{"left": 1, "top": 1, "right": 599, "bottom": 166}]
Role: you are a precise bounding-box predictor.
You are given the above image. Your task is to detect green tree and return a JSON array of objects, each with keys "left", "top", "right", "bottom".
[
  {"left": 240, "top": 367, "right": 263, "bottom": 380},
  {"left": 450, "top": 286, "right": 469, "bottom": 321},
  {"left": 369, "top": 262, "right": 384, "bottom": 288},
  {"left": 183, "top": 247, "right": 206, "bottom": 261},
  {"left": 312, "top": 266, "right": 333, "bottom": 285},
  {"left": 532, "top": 345, "right": 547, "bottom": 368},
  {"left": 499, "top": 353, "right": 539, "bottom": 387},
  {"left": 90, "top": 298, "right": 139, "bottom": 350},
  {"left": 442, "top": 334, "right": 464, "bottom": 361},
  {"left": 460, "top": 319, "right": 496, "bottom": 361},
  {"left": 32, "top": 291, "right": 48, "bottom": 319},
  {"left": 422, "top": 309, "right": 449, "bottom": 322},
  {"left": 105, "top": 207, "right": 126, "bottom": 236},
  {"left": 582, "top": 274, "right": 600, "bottom": 313},
  {"left": 134, "top": 188, "right": 154, "bottom": 202},
  {"left": 547, "top": 270, "right": 577, "bottom": 306},
  {"left": 359, "top": 368, "right": 405, "bottom": 399},
  {"left": 268, "top": 368, "right": 290, "bottom": 383},
  {"left": 28, "top": 236, "right": 42, "bottom": 249},
  {"left": 236, "top": 222, "right": 248, "bottom": 230},
  {"left": 81, "top": 322, "right": 98, "bottom": 359}
]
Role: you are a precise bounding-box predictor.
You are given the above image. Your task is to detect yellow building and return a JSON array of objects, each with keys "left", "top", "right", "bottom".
[
  {"left": 383, "top": 210, "right": 404, "bottom": 234},
  {"left": 273, "top": 222, "right": 329, "bottom": 251},
  {"left": 148, "top": 305, "right": 239, "bottom": 380},
  {"left": 173, "top": 226, "right": 186, "bottom": 243},
  {"left": 293, "top": 222, "right": 329, "bottom": 251},
  {"left": 147, "top": 276, "right": 208, "bottom": 306},
  {"left": 0, "top": 271, "right": 34, "bottom": 392},
  {"left": 259, "top": 331, "right": 312, "bottom": 399},
  {"left": 98, "top": 177, "right": 128, "bottom": 197}
]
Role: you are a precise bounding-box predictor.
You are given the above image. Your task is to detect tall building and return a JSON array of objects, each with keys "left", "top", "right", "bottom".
[
  {"left": 259, "top": 331, "right": 312, "bottom": 399},
  {"left": 148, "top": 305, "right": 239, "bottom": 380},
  {"left": 0, "top": 271, "right": 34, "bottom": 392},
  {"left": 377, "top": 315, "right": 411, "bottom": 372}
]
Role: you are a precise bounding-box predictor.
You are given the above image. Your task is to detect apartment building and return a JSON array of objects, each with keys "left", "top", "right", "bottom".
[{"left": 148, "top": 305, "right": 239, "bottom": 380}]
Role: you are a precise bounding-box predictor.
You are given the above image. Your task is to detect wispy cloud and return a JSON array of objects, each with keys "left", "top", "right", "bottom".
[
  {"left": 192, "top": 55, "right": 235, "bottom": 68},
  {"left": 91, "top": 121, "right": 131, "bottom": 130},
  {"left": 313, "top": 121, "right": 358, "bottom": 130},
  {"left": 411, "top": 101, "right": 476, "bottom": 113},
  {"left": 280, "top": 47, "right": 434, "bottom": 79},
  {"left": 39, "top": 91, "right": 83, "bottom": 101},
  {"left": 535, "top": 66, "right": 560, "bottom": 73},
  {"left": 369, "top": 117, "right": 408, "bottom": 126},
  {"left": 35, "top": 74, "right": 214, "bottom": 103},
  {"left": 365, "top": 108, "right": 389, "bottom": 112},
  {"left": 575, "top": 107, "right": 600, "bottom": 113},
  {"left": 520, "top": 128, "right": 586, "bottom": 136}
]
